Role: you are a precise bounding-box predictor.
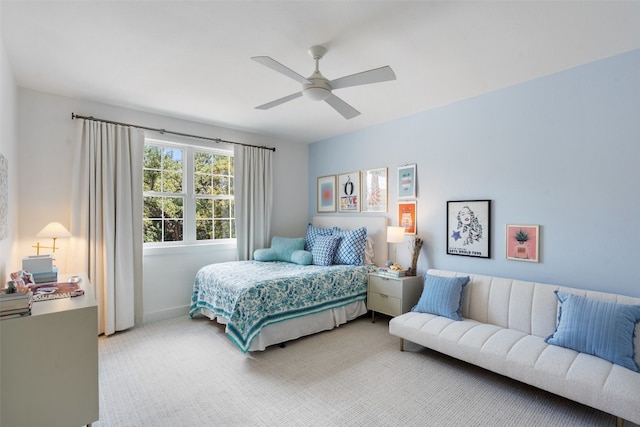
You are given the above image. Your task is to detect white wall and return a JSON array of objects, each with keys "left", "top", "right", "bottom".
[
  {"left": 0, "top": 35, "right": 19, "bottom": 283},
  {"left": 15, "top": 89, "right": 308, "bottom": 322},
  {"left": 310, "top": 48, "right": 640, "bottom": 298}
]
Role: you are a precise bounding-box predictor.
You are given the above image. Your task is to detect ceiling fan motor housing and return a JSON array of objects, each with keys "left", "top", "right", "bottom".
[{"left": 302, "top": 72, "right": 332, "bottom": 101}]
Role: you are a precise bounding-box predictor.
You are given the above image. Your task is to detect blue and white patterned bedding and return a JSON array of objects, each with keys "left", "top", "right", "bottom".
[{"left": 189, "top": 261, "right": 374, "bottom": 352}]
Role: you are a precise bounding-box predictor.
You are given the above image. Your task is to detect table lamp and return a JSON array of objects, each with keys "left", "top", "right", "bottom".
[
  {"left": 386, "top": 226, "right": 405, "bottom": 268},
  {"left": 33, "top": 222, "right": 72, "bottom": 256}
]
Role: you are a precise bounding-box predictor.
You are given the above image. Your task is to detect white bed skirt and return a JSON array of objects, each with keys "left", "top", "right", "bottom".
[{"left": 196, "top": 301, "right": 368, "bottom": 351}]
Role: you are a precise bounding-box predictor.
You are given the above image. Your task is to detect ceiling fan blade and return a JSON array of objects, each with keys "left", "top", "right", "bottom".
[
  {"left": 324, "top": 94, "right": 360, "bottom": 120},
  {"left": 255, "top": 92, "right": 303, "bottom": 110},
  {"left": 330, "top": 66, "right": 396, "bottom": 90},
  {"left": 251, "top": 56, "right": 310, "bottom": 84}
]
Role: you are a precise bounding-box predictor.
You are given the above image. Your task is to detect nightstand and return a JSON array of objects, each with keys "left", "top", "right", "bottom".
[{"left": 367, "top": 273, "right": 423, "bottom": 322}]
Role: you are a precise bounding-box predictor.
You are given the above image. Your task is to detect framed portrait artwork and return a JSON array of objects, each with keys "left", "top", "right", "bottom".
[
  {"left": 506, "top": 224, "right": 540, "bottom": 262},
  {"left": 338, "top": 172, "right": 360, "bottom": 212},
  {"left": 361, "top": 168, "right": 387, "bottom": 212},
  {"left": 398, "top": 201, "right": 416, "bottom": 235},
  {"left": 317, "top": 175, "right": 336, "bottom": 213},
  {"left": 446, "top": 200, "right": 491, "bottom": 258},
  {"left": 398, "top": 164, "right": 416, "bottom": 199}
]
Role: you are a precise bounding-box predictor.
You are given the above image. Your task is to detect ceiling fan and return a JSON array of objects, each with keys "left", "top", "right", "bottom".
[{"left": 252, "top": 45, "right": 396, "bottom": 119}]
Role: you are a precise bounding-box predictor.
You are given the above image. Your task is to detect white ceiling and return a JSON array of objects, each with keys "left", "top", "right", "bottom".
[{"left": 2, "top": 1, "right": 639, "bottom": 144}]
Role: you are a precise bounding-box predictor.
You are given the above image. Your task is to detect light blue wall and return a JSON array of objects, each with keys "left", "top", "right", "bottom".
[{"left": 309, "top": 49, "right": 640, "bottom": 298}]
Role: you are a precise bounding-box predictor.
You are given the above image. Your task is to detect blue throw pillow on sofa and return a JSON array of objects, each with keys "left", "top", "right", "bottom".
[
  {"left": 545, "top": 291, "right": 640, "bottom": 372},
  {"left": 412, "top": 274, "right": 470, "bottom": 321}
]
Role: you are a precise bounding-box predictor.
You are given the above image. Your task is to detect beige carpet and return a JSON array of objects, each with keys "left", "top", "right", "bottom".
[{"left": 95, "top": 315, "right": 630, "bottom": 426}]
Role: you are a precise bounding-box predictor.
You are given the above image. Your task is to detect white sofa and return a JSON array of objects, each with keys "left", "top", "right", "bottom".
[{"left": 389, "top": 269, "right": 640, "bottom": 425}]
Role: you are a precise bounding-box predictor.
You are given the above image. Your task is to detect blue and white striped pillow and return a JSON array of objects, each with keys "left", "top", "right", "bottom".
[
  {"left": 312, "top": 235, "right": 342, "bottom": 266},
  {"left": 545, "top": 291, "right": 640, "bottom": 371},
  {"left": 333, "top": 227, "right": 367, "bottom": 265}
]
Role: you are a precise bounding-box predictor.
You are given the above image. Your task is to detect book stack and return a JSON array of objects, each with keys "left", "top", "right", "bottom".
[
  {"left": 32, "top": 270, "right": 58, "bottom": 284},
  {"left": 0, "top": 289, "right": 33, "bottom": 320},
  {"left": 22, "top": 255, "right": 57, "bottom": 284},
  {"left": 377, "top": 267, "right": 408, "bottom": 277}
]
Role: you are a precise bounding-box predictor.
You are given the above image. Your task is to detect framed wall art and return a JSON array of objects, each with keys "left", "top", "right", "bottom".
[
  {"left": 398, "top": 164, "right": 416, "bottom": 199},
  {"left": 398, "top": 201, "right": 416, "bottom": 235},
  {"left": 338, "top": 172, "right": 360, "bottom": 213},
  {"left": 446, "top": 200, "right": 491, "bottom": 258},
  {"left": 317, "top": 175, "right": 336, "bottom": 213},
  {"left": 506, "top": 224, "right": 539, "bottom": 262},
  {"left": 361, "top": 167, "right": 387, "bottom": 212}
]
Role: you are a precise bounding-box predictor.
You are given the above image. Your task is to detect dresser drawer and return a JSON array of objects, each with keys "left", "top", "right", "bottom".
[
  {"left": 367, "top": 291, "right": 401, "bottom": 317},
  {"left": 368, "top": 275, "right": 402, "bottom": 298}
]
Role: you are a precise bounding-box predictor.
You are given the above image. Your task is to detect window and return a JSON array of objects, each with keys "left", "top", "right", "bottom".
[{"left": 143, "top": 139, "right": 235, "bottom": 244}]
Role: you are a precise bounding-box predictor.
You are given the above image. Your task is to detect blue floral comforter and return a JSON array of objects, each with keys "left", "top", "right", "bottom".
[{"left": 189, "top": 261, "right": 374, "bottom": 352}]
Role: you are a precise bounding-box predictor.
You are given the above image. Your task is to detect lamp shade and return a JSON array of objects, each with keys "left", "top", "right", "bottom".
[
  {"left": 386, "top": 226, "right": 405, "bottom": 244},
  {"left": 36, "top": 222, "right": 71, "bottom": 238}
]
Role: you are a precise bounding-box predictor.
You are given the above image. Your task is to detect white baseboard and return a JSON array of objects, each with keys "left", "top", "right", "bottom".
[{"left": 144, "top": 305, "right": 190, "bottom": 324}]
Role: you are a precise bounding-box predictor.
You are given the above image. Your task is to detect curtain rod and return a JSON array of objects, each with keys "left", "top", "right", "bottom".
[{"left": 71, "top": 113, "right": 276, "bottom": 152}]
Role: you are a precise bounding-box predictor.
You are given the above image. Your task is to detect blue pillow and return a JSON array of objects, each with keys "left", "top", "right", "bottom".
[
  {"left": 253, "top": 236, "right": 309, "bottom": 264},
  {"left": 290, "top": 250, "right": 313, "bottom": 266},
  {"left": 311, "top": 235, "right": 342, "bottom": 266},
  {"left": 412, "top": 274, "right": 470, "bottom": 321},
  {"left": 304, "top": 224, "right": 338, "bottom": 251},
  {"left": 545, "top": 291, "right": 640, "bottom": 371},
  {"left": 333, "top": 227, "right": 367, "bottom": 265}
]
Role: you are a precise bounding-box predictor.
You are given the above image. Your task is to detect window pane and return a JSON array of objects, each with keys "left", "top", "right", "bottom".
[
  {"left": 195, "top": 198, "right": 212, "bottom": 219},
  {"left": 194, "top": 152, "right": 213, "bottom": 174},
  {"left": 143, "top": 196, "right": 163, "bottom": 218},
  {"left": 163, "top": 197, "right": 183, "bottom": 219},
  {"left": 163, "top": 171, "right": 182, "bottom": 193},
  {"left": 214, "top": 219, "right": 230, "bottom": 239},
  {"left": 143, "top": 170, "right": 161, "bottom": 192},
  {"left": 164, "top": 219, "right": 183, "bottom": 241},
  {"left": 144, "top": 146, "right": 161, "bottom": 169},
  {"left": 196, "top": 219, "right": 213, "bottom": 240},
  {"left": 163, "top": 148, "right": 182, "bottom": 171},
  {"left": 194, "top": 173, "right": 212, "bottom": 195},
  {"left": 214, "top": 199, "right": 230, "bottom": 218},
  {"left": 213, "top": 154, "right": 229, "bottom": 175},
  {"left": 143, "top": 219, "right": 162, "bottom": 243},
  {"left": 212, "top": 176, "right": 229, "bottom": 195}
]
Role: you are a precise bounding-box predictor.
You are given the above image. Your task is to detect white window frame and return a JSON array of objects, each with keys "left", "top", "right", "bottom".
[{"left": 143, "top": 137, "right": 236, "bottom": 248}]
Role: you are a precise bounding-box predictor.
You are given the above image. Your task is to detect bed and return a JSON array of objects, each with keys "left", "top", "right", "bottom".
[{"left": 189, "top": 216, "right": 388, "bottom": 352}]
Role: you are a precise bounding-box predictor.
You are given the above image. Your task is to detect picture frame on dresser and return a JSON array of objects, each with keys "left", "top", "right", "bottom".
[
  {"left": 317, "top": 175, "right": 336, "bottom": 213},
  {"left": 446, "top": 200, "right": 491, "bottom": 258}
]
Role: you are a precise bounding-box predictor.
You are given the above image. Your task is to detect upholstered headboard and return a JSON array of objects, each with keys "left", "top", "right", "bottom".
[{"left": 312, "top": 216, "right": 388, "bottom": 267}]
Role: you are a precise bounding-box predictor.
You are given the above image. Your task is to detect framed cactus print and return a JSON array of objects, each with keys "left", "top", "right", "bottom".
[{"left": 506, "top": 224, "right": 539, "bottom": 262}]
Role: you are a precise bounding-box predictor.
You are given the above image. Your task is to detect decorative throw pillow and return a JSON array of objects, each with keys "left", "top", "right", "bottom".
[
  {"left": 311, "top": 235, "right": 342, "bottom": 266},
  {"left": 333, "top": 227, "right": 367, "bottom": 265},
  {"left": 290, "top": 250, "right": 313, "bottom": 266},
  {"left": 253, "top": 236, "right": 309, "bottom": 264},
  {"left": 304, "top": 224, "right": 338, "bottom": 251},
  {"left": 545, "top": 291, "right": 640, "bottom": 372},
  {"left": 412, "top": 274, "right": 471, "bottom": 321}
]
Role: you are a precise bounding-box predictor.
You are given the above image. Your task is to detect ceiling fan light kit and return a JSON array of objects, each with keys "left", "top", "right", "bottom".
[{"left": 252, "top": 45, "right": 396, "bottom": 119}]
